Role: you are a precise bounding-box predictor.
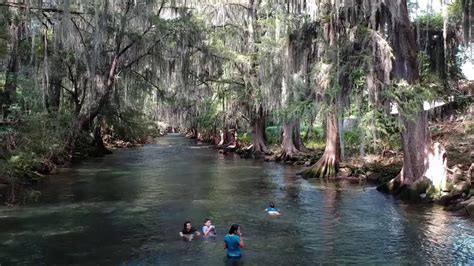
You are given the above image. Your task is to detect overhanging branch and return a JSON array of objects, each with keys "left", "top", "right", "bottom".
[{"left": 1, "top": 2, "right": 83, "bottom": 15}]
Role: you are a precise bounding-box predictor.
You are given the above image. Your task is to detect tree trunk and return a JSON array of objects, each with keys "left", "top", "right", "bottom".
[
  {"left": 278, "top": 120, "right": 300, "bottom": 161},
  {"left": 389, "top": 0, "right": 424, "bottom": 187},
  {"left": 185, "top": 124, "right": 197, "bottom": 139},
  {"left": 293, "top": 119, "right": 308, "bottom": 152},
  {"left": 2, "top": 21, "right": 20, "bottom": 119},
  {"left": 224, "top": 129, "right": 236, "bottom": 146},
  {"left": 399, "top": 112, "right": 429, "bottom": 185},
  {"left": 92, "top": 116, "right": 112, "bottom": 157},
  {"left": 377, "top": 113, "right": 450, "bottom": 198},
  {"left": 46, "top": 38, "right": 65, "bottom": 113},
  {"left": 66, "top": 56, "right": 118, "bottom": 152},
  {"left": 462, "top": 0, "right": 472, "bottom": 45},
  {"left": 46, "top": 73, "right": 62, "bottom": 113},
  {"left": 377, "top": 0, "right": 449, "bottom": 199},
  {"left": 218, "top": 129, "right": 225, "bottom": 146},
  {"left": 218, "top": 127, "right": 236, "bottom": 146},
  {"left": 278, "top": 119, "right": 307, "bottom": 161},
  {"left": 299, "top": 110, "right": 340, "bottom": 178},
  {"left": 251, "top": 106, "right": 268, "bottom": 156},
  {"left": 303, "top": 115, "right": 314, "bottom": 142},
  {"left": 229, "top": 129, "right": 238, "bottom": 147}
]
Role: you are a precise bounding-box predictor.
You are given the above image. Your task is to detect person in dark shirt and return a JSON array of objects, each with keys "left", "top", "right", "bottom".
[{"left": 179, "top": 221, "right": 200, "bottom": 241}]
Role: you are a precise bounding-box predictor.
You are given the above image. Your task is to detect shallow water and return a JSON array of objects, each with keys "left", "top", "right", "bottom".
[{"left": 0, "top": 135, "right": 473, "bottom": 264}]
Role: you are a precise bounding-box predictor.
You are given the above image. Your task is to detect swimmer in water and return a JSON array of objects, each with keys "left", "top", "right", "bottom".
[
  {"left": 265, "top": 202, "right": 281, "bottom": 216},
  {"left": 202, "top": 218, "right": 217, "bottom": 237},
  {"left": 179, "top": 221, "right": 200, "bottom": 241}
]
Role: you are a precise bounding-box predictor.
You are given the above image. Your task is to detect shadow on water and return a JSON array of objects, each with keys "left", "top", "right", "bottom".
[{"left": 0, "top": 135, "right": 472, "bottom": 264}]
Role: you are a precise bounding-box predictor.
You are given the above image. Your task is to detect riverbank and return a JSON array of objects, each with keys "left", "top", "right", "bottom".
[
  {"left": 199, "top": 111, "right": 474, "bottom": 216},
  {"left": 1, "top": 135, "right": 472, "bottom": 264},
  {"left": 0, "top": 115, "right": 164, "bottom": 205}
]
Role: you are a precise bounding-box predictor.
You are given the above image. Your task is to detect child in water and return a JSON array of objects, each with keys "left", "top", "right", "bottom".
[
  {"left": 202, "top": 218, "right": 217, "bottom": 237},
  {"left": 179, "top": 221, "right": 200, "bottom": 241},
  {"left": 265, "top": 202, "right": 281, "bottom": 216}
]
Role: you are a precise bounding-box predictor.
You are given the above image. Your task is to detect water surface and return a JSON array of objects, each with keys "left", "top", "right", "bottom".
[{"left": 0, "top": 135, "right": 473, "bottom": 264}]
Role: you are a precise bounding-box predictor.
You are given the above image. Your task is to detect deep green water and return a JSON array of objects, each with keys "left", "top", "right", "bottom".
[{"left": 0, "top": 135, "right": 473, "bottom": 265}]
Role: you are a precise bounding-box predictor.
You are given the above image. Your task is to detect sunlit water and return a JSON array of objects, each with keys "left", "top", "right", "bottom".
[{"left": 0, "top": 135, "right": 473, "bottom": 264}]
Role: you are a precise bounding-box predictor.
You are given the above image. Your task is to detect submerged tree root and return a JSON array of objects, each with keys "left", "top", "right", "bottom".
[
  {"left": 236, "top": 144, "right": 272, "bottom": 159},
  {"left": 376, "top": 142, "right": 466, "bottom": 203},
  {"left": 275, "top": 148, "right": 301, "bottom": 162},
  {"left": 376, "top": 174, "right": 403, "bottom": 195},
  {"left": 298, "top": 153, "right": 339, "bottom": 178},
  {"left": 274, "top": 148, "right": 313, "bottom": 164}
]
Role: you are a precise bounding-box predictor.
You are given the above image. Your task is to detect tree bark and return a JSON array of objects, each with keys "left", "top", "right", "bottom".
[
  {"left": 218, "top": 129, "right": 225, "bottom": 146},
  {"left": 462, "top": 0, "right": 472, "bottom": 45},
  {"left": 251, "top": 105, "right": 268, "bottom": 156},
  {"left": 389, "top": 0, "right": 425, "bottom": 187},
  {"left": 45, "top": 38, "right": 66, "bottom": 113},
  {"left": 2, "top": 20, "right": 20, "bottom": 119},
  {"left": 303, "top": 115, "right": 314, "bottom": 142},
  {"left": 377, "top": 0, "right": 449, "bottom": 198},
  {"left": 278, "top": 120, "right": 300, "bottom": 161},
  {"left": 292, "top": 119, "right": 308, "bottom": 152},
  {"left": 46, "top": 73, "right": 62, "bottom": 113},
  {"left": 300, "top": 110, "right": 340, "bottom": 178},
  {"left": 66, "top": 56, "right": 118, "bottom": 151},
  {"left": 92, "top": 116, "right": 112, "bottom": 156},
  {"left": 278, "top": 119, "right": 307, "bottom": 161},
  {"left": 218, "top": 127, "right": 236, "bottom": 146},
  {"left": 399, "top": 112, "right": 429, "bottom": 185}
]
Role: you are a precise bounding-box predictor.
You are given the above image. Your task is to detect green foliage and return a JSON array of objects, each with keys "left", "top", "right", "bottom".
[
  {"left": 237, "top": 126, "right": 282, "bottom": 146},
  {"left": 15, "top": 71, "right": 45, "bottom": 113},
  {"left": 344, "top": 127, "right": 361, "bottom": 150},
  {"left": 301, "top": 124, "right": 324, "bottom": 140},
  {"left": 0, "top": 0, "right": 470, "bottom": 190},
  {"left": 0, "top": 112, "right": 71, "bottom": 179},
  {"left": 265, "top": 126, "right": 281, "bottom": 145},
  {"left": 415, "top": 12, "right": 443, "bottom": 30},
  {"left": 4, "top": 152, "right": 42, "bottom": 179},
  {"left": 195, "top": 97, "right": 219, "bottom": 130},
  {"left": 386, "top": 80, "right": 436, "bottom": 120},
  {"left": 465, "top": 122, "right": 474, "bottom": 135},
  {"left": 238, "top": 131, "right": 252, "bottom": 145},
  {"left": 418, "top": 51, "right": 438, "bottom": 83},
  {"left": 302, "top": 124, "right": 325, "bottom": 150},
  {"left": 276, "top": 99, "right": 313, "bottom": 121},
  {"left": 106, "top": 106, "right": 161, "bottom": 143},
  {"left": 342, "top": 122, "right": 401, "bottom": 157},
  {"left": 447, "top": 0, "right": 464, "bottom": 23}
]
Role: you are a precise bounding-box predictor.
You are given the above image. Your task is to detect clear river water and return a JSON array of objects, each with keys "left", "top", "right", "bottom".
[{"left": 0, "top": 135, "right": 473, "bottom": 265}]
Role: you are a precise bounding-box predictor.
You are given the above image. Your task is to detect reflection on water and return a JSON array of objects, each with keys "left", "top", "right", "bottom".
[{"left": 0, "top": 135, "right": 472, "bottom": 264}]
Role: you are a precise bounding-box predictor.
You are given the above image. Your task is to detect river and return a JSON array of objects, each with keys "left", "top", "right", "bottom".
[{"left": 0, "top": 135, "right": 473, "bottom": 264}]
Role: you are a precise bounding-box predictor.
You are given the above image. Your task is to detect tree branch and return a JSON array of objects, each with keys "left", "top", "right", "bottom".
[
  {"left": 1, "top": 2, "right": 83, "bottom": 15},
  {"left": 226, "top": 3, "right": 250, "bottom": 11},
  {"left": 117, "top": 23, "right": 154, "bottom": 58},
  {"left": 130, "top": 70, "right": 165, "bottom": 95},
  {"left": 120, "top": 32, "right": 171, "bottom": 70},
  {"left": 70, "top": 18, "right": 88, "bottom": 51},
  {"left": 157, "top": 0, "right": 167, "bottom": 16},
  {"left": 115, "top": 0, "right": 134, "bottom": 54}
]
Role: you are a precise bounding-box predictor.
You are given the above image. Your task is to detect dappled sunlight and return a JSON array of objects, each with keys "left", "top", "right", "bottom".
[{"left": 0, "top": 0, "right": 472, "bottom": 264}]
